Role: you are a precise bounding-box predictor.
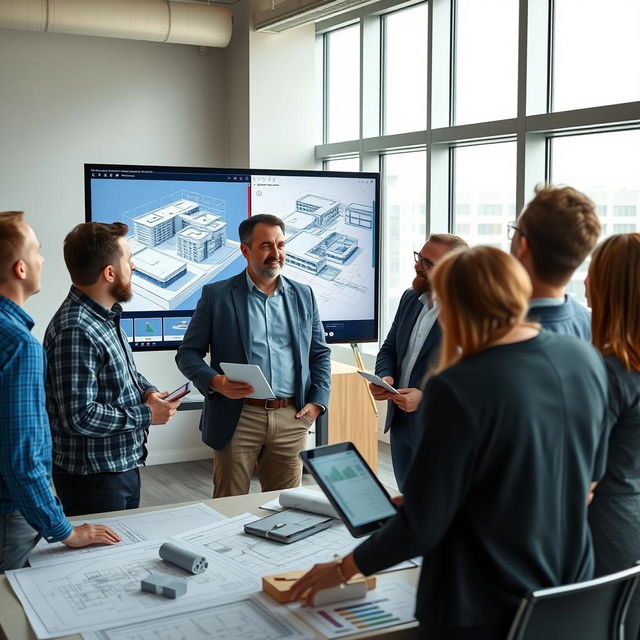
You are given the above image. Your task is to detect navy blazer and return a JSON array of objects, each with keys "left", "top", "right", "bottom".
[
  {"left": 375, "top": 288, "right": 441, "bottom": 433},
  {"left": 175, "top": 271, "right": 331, "bottom": 450}
]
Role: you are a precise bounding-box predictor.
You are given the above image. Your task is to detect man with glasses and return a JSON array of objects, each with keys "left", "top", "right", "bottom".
[
  {"left": 369, "top": 233, "right": 467, "bottom": 489},
  {"left": 509, "top": 184, "right": 601, "bottom": 340}
]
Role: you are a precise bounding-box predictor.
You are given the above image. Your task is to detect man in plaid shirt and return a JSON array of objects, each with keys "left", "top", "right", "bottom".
[
  {"left": 0, "top": 212, "right": 119, "bottom": 570},
  {"left": 44, "top": 222, "right": 180, "bottom": 516}
]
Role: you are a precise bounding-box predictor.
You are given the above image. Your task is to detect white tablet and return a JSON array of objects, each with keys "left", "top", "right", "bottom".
[{"left": 219, "top": 362, "right": 276, "bottom": 399}]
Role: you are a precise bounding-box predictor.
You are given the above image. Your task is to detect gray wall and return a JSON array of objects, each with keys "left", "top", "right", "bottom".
[
  {"left": 0, "top": 15, "right": 333, "bottom": 463},
  {"left": 0, "top": 27, "right": 226, "bottom": 464}
]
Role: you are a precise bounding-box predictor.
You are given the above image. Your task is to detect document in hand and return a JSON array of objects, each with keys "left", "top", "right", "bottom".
[
  {"left": 356, "top": 370, "right": 399, "bottom": 394},
  {"left": 220, "top": 363, "right": 276, "bottom": 399}
]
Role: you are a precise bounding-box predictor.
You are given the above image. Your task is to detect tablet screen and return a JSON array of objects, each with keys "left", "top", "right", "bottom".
[{"left": 306, "top": 448, "right": 396, "bottom": 528}]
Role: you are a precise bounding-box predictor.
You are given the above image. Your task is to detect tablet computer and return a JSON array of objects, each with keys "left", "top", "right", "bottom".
[{"left": 300, "top": 442, "right": 397, "bottom": 538}]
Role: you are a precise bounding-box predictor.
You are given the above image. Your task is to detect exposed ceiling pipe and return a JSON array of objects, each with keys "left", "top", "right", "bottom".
[{"left": 0, "top": 0, "right": 232, "bottom": 48}]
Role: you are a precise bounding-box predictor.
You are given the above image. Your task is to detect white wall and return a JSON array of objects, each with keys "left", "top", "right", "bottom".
[{"left": 0, "top": 27, "right": 227, "bottom": 464}]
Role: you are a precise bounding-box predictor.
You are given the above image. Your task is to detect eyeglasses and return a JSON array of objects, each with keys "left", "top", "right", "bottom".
[
  {"left": 507, "top": 221, "right": 525, "bottom": 240},
  {"left": 413, "top": 251, "right": 436, "bottom": 271}
]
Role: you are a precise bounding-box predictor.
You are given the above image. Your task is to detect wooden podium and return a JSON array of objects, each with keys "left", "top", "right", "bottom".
[{"left": 319, "top": 361, "right": 379, "bottom": 471}]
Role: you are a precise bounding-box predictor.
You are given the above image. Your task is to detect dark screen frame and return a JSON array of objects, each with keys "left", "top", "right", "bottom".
[
  {"left": 84, "top": 163, "right": 380, "bottom": 351},
  {"left": 300, "top": 442, "right": 397, "bottom": 538}
]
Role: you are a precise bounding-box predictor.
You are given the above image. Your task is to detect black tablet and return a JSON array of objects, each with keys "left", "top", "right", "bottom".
[{"left": 300, "top": 442, "right": 397, "bottom": 537}]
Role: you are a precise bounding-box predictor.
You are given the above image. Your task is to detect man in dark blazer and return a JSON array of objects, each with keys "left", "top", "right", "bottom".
[
  {"left": 370, "top": 233, "right": 467, "bottom": 489},
  {"left": 176, "top": 214, "right": 331, "bottom": 497}
]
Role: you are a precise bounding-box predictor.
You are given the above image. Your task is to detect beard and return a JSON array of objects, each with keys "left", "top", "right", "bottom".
[
  {"left": 412, "top": 272, "right": 432, "bottom": 295},
  {"left": 109, "top": 271, "right": 133, "bottom": 303},
  {"left": 254, "top": 257, "right": 283, "bottom": 279}
]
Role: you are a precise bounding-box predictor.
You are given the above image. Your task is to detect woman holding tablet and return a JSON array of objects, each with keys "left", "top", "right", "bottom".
[
  {"left": 292, "top": 246, "right": 609, "bottom": 640},
  {"left": 587, "top": 233, "right": 640, "bottom": 640}
]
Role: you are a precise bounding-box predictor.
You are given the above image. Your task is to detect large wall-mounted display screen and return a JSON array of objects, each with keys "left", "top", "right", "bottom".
[{"left": 85, "top": 164, "right": 380, "bottom": 350}]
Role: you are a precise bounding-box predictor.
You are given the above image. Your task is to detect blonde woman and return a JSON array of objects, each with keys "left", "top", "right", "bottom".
[
  {"left": 293, "top": 246, "right": 609, "bottom": 640},
  {"left": 587, "top": 233, "right": 640, "bottom": 640}
]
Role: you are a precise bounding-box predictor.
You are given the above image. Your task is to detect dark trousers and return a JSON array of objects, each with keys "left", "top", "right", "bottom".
[
  {"left": 0, "top": 512, "right": 39, "bottom": 572},
  {"left": 52, "top": 466, "right": 141, "bottom": 516},
  {"left": 390, "top": 415, "right": 419, "bottom": 491}
]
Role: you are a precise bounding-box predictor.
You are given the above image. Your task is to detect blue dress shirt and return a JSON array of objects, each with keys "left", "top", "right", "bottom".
[{"left": 245, "top": 270, "right": 296, "bottom": 398}]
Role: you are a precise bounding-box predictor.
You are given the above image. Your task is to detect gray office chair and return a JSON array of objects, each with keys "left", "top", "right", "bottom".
[{"left": 506, "top": 563, "right": 640, "bottom": 640}]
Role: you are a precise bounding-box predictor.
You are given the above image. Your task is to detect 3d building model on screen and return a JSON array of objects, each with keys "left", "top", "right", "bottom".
[
  {"left": 282, "top": 194, "right": 373, "bottom": 281},
  {"left": 125, "top": 191, "right": 241, "bottom": 310}
]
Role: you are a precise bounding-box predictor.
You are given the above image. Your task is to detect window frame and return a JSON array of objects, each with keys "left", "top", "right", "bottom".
[{"left": 315, "top": 0, "right": 640, "bottom": 344}]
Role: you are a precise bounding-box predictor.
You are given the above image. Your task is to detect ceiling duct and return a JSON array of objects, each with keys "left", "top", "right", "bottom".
[
  {"left": 0, "top": 0, "right": 232, "bottom": 47},
  {"left": 255, "top": 0, "right": 378, "bottom": 33}
]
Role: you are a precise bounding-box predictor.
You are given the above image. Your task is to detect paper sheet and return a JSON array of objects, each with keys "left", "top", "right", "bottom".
[
  {"left": 83, "top": 594, "right": 313, "bottom": 640},
  {"left": 29, "top": 503, "right": 227, "bottom": 567},
  {"left": 8, "top": 539, "right": 259, "bottom": 639},
  {"left": 287, "top": 579, "right": 417, "bottom": 638},
  {"left": 172, "top": 513, "right": 417, "bottom": 576}
]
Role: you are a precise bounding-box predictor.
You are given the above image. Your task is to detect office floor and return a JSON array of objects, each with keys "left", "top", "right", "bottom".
[{"left": 139, "top": 442, "right": 396, "bottom": 508}]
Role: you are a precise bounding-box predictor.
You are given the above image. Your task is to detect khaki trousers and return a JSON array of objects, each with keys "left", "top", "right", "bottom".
[{"left": 212, "top": 404, "right": 310, "bottom": 498}]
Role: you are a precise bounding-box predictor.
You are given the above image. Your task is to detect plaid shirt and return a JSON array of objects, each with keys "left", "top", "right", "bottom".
[
  {"left": 0, "top": 296, "right": 72, "bottom": 542},
  {"left": 44, "top": 287, "right": 156, "bottom": 474}
]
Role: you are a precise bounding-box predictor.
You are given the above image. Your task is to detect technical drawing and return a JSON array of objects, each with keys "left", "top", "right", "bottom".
[
  {"left": 28, "top": 504, "right": 225, "bottom": 568},
  {"left": 173, "top": 514, "right": 361, "bottom": 578},
  {"left": 7, "top": 540, "right": 260, "bottom": 638},
  {"left": 119, "top": 191, "right": 242, "bottom": 311},
  {"left": 251, "top": 175, "right": 376, "bottom": 324},
  {"left": 87, "top": 595, "right": 313, "bottom": 640}
]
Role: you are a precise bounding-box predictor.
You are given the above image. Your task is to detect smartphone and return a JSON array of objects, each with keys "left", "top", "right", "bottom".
[{"left": 165, "top": 381, "right": 193, "bottom": 402}]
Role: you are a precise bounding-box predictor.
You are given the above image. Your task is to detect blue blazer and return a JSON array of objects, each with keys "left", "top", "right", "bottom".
[
  {"left": 375, "top": 288, "right": 441, "bottom": 433},
  {"left": 175, "top": 272, "right": 331, "bottom": 450}
]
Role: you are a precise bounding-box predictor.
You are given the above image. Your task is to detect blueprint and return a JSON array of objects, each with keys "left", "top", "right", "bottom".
[
  {"left": 251, "top": 174, "right": 377, "bottom": 324},
  {"left": 7, "top": 539, "right": 260, "bottom": 639},
  {"left": 29, "top": 503, "right": 226, "bottom": 567},
  {"left": 83, "top": 594, "right": 313, "bottom": 640},
  {"left": 172, "top": 513, "right": 365, "bottom": 576}
]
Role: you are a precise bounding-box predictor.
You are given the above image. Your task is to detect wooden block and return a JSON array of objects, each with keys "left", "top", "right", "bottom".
[{"left": 262, "top": 569, "right": 376, "bottom": 604}]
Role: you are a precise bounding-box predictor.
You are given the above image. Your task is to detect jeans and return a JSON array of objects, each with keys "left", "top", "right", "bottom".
[
  {"left": 0, "top": 512, "right": 39, "bottom": 572},
  {"left": 53, "top": 466, "right": 141, "bottom": 516}
]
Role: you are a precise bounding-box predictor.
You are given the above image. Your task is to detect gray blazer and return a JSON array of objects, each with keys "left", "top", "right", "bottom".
[{"left": 175, "top": 271, "right": 331, "bottom": 450}]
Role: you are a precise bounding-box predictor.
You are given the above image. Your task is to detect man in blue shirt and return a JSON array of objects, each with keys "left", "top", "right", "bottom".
[
  {"left": 0, "top": 211, "right": 119, "bottom": 571},
  {"left": 176, "top": 214, "right": 331, "bottom": 497},
  {"left": 44, "top": 222, "right": 180, "bottom": 516},
  {"left": 510, "top": 185, "right": 601, "bottom": 339}
]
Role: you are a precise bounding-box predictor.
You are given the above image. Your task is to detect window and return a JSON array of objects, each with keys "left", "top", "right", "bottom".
[
  {"left": 454, "top": 0, "right": 518, "bottom": 124},
  {"left": 477, "top": 223, "right": 502, "bottom": 235},
  {"left": 551, "top": 129, "right": 640, "bottom": 303},
  {"left": 325, "top": 25, "right": 360, "bottom": 143},
  {"left": 613, "top": 224, "right": 637, "bottom": 233},
  {"left": 613, "top": 205, "right": 637, "bottom": 217},
  {"left": 316, "top": 0, "right": 639, "bottom": 349},
  {"left": 382, "top": 3, "right": 428, "bottom": 135},
  {"left": 453, "top": 142, "right": 517, "bottom": 251},
  {"left": 478, "top": 204, "right": 503, "bottom": 216},
  {"left": 324, "top": 157, "right": 360, "bottom": 172},
  {"left": 381, "top": 150, "right": 427, "bottom": 335},
  {"left": 553, "top": 0, "right": 640, "bottom": 112}
]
